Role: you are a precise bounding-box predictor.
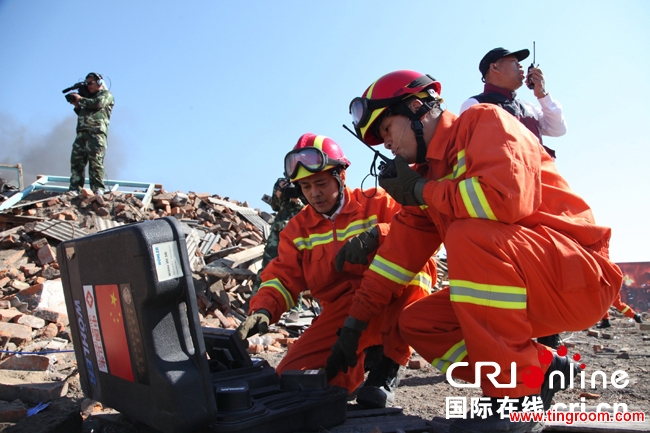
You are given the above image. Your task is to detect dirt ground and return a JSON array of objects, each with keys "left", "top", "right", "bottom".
[
  {"left": 1, "top": 310, "right": 649, "bottom": 432},
  {"left": 256, "top": 310, "right": 650, "bottom": 422}
]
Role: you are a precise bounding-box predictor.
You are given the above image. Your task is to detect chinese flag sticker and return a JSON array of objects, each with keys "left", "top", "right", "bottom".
[{"left": 95, "top": 284, "right": 134, "bottom": 382}]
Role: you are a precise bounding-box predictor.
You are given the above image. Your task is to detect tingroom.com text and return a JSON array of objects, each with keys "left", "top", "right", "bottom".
[{"left": 509, "top": 410, "right": 646, "bottom": 425}]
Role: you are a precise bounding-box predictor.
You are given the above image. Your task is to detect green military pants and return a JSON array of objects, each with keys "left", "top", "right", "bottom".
[{"left": 69, "top": 131, "right": 107, "bottom": 192}]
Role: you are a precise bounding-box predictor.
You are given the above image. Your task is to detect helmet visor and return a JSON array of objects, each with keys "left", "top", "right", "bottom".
[
  {"left": 349, "top": 95, "right": 405, "bottom": 130},
  {"left": 350, "top": 98, "right": 368, "bottom": 128},
  {"left": 284, "top": 147, "right": 346, "bottom": 180}
]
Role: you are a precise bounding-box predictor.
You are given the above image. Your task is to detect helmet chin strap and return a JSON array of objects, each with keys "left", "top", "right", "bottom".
[
  {"left": 325, "top": 168, "right": 345, "bottom": 216},
  {"left": 410, "top": 118, "right": 428, "bottom": 164},
  {"left": 410, "top": 103, "right": 435, "bottom": 164},
  {"left": 391, "top": 102, "right": 432, "bottom": 164}
]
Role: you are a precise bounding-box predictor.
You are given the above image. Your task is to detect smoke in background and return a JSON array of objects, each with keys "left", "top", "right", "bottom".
[{"left": 0, "top": 112, "right": 126, "bottom": 188}]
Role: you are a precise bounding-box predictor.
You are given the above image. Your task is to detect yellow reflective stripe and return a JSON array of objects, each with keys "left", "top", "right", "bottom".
[
  {"left": 259, "top": 278, "right": 295, "bottom": 311},
  {"left": 293, "top": 231, "right": 334, "bottom": 251},
  {"left": 369, "top": 254, "right": 416, "bottom": 285},
  {"left": 419, "top": 204, "right": 428, "bottom": 210},
  {"left": 432, "top": 340, "right": 467, "bottom": 373},
  {"left": 409, "top": 271, "right": 433, "bottom": 294},
  {"left": 453, "top": 150, "right": 467, "bottom": 178},
  {"left": 336, "top": 216, "right": 378, "bottom": 242},
  {"left": 293, "top": 216, "right": 379, "bottom": 250},
  {"left": 459, "top": 177, "right": 497, "bottom": 220},
  {"left": 621, "top": 305, "right": 630, "bottom": 314},
  {"left": 450, "top": 279, "right": 526, "bottom": 310},
  {"left": 439, "top": 149, "right": 466, "bottom": 181}
]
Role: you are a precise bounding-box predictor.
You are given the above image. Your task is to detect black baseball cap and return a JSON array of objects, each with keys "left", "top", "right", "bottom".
[{"left": 479, "top": 48, "right": 530, "bottom": 77}]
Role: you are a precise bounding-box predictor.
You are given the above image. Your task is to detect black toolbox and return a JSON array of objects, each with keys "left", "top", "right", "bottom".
[{"left": 57, "top": 216, "right": 347, "bottom": 433}]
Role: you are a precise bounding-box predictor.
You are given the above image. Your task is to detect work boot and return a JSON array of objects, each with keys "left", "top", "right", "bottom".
[
  {"left": 363, "top": 345, "right": 384, "bottom": 371},
  {"left": 541, "top": 353, "right": 581, "bottom": 410},
  {"left": 449, "top": 396, "right": 544, "bottom": 433},
  {"left": 634, "top": 313, "right": 643, "bottom": 324},
  {"left": 596, "top": 318, "right": 611, "bottom": 328},
  {"left": 356, "top": 350, "right": 401, "bottom": 408},
  {"left": 536, "top": 334, "right": 561, "bottom": 349}
]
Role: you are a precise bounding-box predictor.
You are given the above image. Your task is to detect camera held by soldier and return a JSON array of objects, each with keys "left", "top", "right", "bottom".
[{"left": 62, "top": 81, "right": 94, "bottom": 103}]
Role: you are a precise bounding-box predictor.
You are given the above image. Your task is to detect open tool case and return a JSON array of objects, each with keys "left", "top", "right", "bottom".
[{"left": 58, "top": 216, "right": 347, "bottom": 433}]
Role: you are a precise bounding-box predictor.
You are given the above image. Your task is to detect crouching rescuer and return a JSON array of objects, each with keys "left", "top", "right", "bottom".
[
  {"left": 236, "top": 133, "right": 436, "bottom": 408},
  {"left": 342, "top": 70, "right": 623, "bottom": 432}
]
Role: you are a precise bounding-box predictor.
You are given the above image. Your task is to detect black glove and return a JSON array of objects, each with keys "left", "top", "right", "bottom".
[
  {"left": 235, "top": 309, "right": 271, "bottom": 343},
  {"left": 334, "top": 227, "right": 380, "bottom": 272},
  {"left": 324, "top": 317, "right": 367, "bottom": 381},
  {"left": 634, "top": 313, "right": 643, "bottom": 324},
  {"left": 378, "top": 155, "right": 428, "bottom": 206}
]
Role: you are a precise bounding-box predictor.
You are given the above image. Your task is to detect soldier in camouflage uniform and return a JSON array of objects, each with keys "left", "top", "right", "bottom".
[
  {"left": 66, "top": 72, "right": 115, "bottom": 195},
  {"left": 252, "top": 178, "right": 304, "bottom": 295}
]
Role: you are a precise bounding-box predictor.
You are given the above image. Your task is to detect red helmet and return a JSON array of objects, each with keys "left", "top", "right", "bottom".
[
  {"left": 284, "top": 133, "right": 351, "bottom": 182},
  {"left": 350, "top": 70, "right": 442, "bottom": 146}
]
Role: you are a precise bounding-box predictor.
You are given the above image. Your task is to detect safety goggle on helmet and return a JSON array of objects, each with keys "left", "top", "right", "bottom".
[
  {"left": 350, "top": 70, "right": 441, "bottom": 146},
  {"left": 284, "top": 133, "right": 351, "bottom": 182}
]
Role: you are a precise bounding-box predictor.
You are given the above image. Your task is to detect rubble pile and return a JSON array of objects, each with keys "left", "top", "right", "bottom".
[
  {"left": 0, "top": 186, "right": 298, "bottom": 425},
  {"left": 0, "top": 187, "right": 281, "bottom": 329}
]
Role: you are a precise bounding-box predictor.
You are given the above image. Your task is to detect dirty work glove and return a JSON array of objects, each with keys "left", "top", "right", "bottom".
[
  {"left": 324, "top": 317, "right": 367, "bottom": 381},
  {"left": 235, "top": 309, "right": 271, "bottom": 343},
  {"left": 378, "top": 155, "right": 428, "bottom": 207},
  {"left": 634, "top": 313, "right": 643, "bottom": 324},
  {"left": 334, "top": 226, "right": 380, "bottom": 272}
]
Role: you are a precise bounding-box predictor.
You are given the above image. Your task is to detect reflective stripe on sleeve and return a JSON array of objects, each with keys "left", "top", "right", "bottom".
[
  {"left": 259, "top": 278, "right": 295, "bottom": 311},
  {"left": 432, "top": 340, "right": 467, "bottom": 373},
  {"left": 450, "top": 279, "right": 526, "bottom": 310},
  {"left": 293, "top": 231, "right": 334, "bottom": 251},
  {"left": 293, "top": 216, "right": 379, "bottom": 250},
  {"left": 369, "top": 254, "right": 417, "bottom": 285},
  {"left": 458, "top": 177, "right": 497, "bottom": 220},
  {"left": 337, "top": 216, "right": 378, "bottom": 242},
  {"left": 408, "top": 271, "right": 433, "bottom": 294},
  {"left": 440, "top": 149, "right": 467, "bottom": 181}
]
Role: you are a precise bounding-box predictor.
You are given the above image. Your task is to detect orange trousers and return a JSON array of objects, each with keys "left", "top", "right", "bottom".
[
  {"left": 604, "top": 292, "right": 636, "bottom": 320},
  {"left": 399, "top": 219, "right": 620, "bottom": 398},
  {"left": 277, "top": 282, "right": 430, "bottom": 393}
]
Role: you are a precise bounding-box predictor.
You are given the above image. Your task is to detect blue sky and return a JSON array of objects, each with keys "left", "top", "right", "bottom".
[{"left": 1, "top": 1, "right": 648, "bottom": 262}]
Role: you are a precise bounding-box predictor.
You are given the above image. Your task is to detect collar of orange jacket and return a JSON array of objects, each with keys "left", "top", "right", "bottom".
[{"left": 300, "top": 186, "right": 362, "bottom": 228}]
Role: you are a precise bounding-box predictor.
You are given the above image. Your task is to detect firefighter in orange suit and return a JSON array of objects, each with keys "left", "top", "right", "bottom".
[
  {"left": 326, "top": 70, "right": 622, "bottom": 433},
  {"left": 236, "top": 133, "right": 435, "bottom": 408},
  {"left": 597, "top": 290, "right": 643, "bottom": 328}
]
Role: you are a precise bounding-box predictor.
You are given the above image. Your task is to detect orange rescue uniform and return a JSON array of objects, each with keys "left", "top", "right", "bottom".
[
  {"left": 604, "top": 291, "right": 637, "bottom": 320},
  {"left": 348, "top": 105, "right": 622, "bottom": 398},
  {"left": 249, "top": 186, "right": 435, "bottom": 393}
]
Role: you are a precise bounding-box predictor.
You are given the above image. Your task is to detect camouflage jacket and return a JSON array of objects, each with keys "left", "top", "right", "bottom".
[{"left": 74, "top": 88, "right": 114, "bottom": 134}]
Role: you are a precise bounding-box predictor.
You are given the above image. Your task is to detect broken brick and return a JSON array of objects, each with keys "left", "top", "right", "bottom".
[
  {"left": 246, "top": 344, "right": 264, "bottom": 354},
  {"left": 0, "top": 322, "right": 33, "bottom": 344},
  {"left": 14, "top": 314, "right": 46, "bottom": 330},
  {"left": 0, "top": 400, "right": 27, "bottom": 423},
  {"left": 408, "top": 358, "right": 428, "bottom": 370},
  {"left": 37, "top": 245, "right": 56, "bottom": 266},
  {"left": 33, "top": 308, "right": 69, "bottom": 326},
  {"left": 0, "top": 309, "right": 22, "bottom": 322},
  {"left": 0, "top": 354, "right": 51, "bottom": 371}
]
